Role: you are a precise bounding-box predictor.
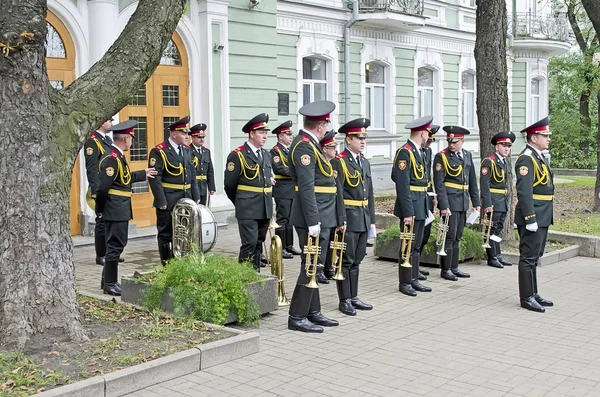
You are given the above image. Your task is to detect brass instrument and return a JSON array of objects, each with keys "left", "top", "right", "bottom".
[
  {"left": 267, "top": 220, "right": 290, "bottom": 306},
  {"left": 86, "top": 187, "right": 95, "bottom": 210},
  {"left": 481, "top": 207, "right": 494, "bottom": 249},
  {"left": 330, "top": 229, "right": 346, "bottom": 281},
  {"left": 304, "top": 234, "right": 320, "bottom": 289},
  {"left": 400, "top": 218, "right": 415, "bottom": 268},
  {"left": 172, "top": 198, "right": 218, "bottom": 257},
  {"left": 263, "top": 217, "right": 280, "bottom": 266},
  {"left": 436, "top": 215, "right": 450, "bottom": 257}
]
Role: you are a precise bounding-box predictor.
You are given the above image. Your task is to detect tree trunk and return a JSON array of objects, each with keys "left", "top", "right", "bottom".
[
  {"left": 594, "top": 88, "right": 600, "bottom": 211},
  {"left": 582, "top": 0, "right": 600, "bottom": 39},
  {"left": 0, "top": 0, "right": 186, "bottom": 350},
  {"left": 580, "top": 91, "right": 591, "bottom": 155}
]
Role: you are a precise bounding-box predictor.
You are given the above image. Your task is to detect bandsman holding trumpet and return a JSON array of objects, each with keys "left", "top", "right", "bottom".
[
  {"left": 331, "top": 118, "right": 375, "bottom": 315},
  {"left": 433, "top": 126, "right": 480, "bottom": 281},
  {"left": 321, "top": 130, "right": 339, "bottom": 282},
  {"left": 515, "top": 117, "right": 554, "bottom": 313},
  {"left": 392, "top": 116, "right": 433, "bottom": 296},
  {"left": 224, "top": 113, "right": 274, "bottom": 272},
  {"left": 288, "top": 100, "right": 345, "bottom": 333},
  {"left": 189, "top": 123, "right": 216, "bottom": 206},
  {"left": 418, "top": 124, "right": 439, "bottom": 279},
  {"left": 480, "top": 131, "right": 516, "bottom": 269}
]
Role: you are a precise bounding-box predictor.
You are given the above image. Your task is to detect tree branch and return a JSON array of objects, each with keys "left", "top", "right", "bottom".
[{"left": 568, "top": 0, "right": 590, "bottom": 53}]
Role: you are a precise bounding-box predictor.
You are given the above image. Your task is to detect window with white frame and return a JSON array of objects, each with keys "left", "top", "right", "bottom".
[
  {"left": 365, "top": 62, "right": 386, "bottom": 129},
  {"left": 417, "top": 67, "right": 434, "bottom": 118},
  {"left": 461, "top": 71, "right": 476, "bottom": 129},
  {"left": 531, "top": 78, "right": 541, "bottom": 122},
  {"left": 302, "top": 56, "right": 327, "bottom": 106}
]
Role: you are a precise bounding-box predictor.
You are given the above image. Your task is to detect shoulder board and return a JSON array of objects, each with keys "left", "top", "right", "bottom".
[
  {"left": 111, "top": 150, "right": 119, "bottom": 158},
  {"left": 90, "top": 133, "right": 98, "bottom": 139},
  {"left": 155, "top": 142, "right": 167, "bottom": 150},
  {"left": 201, "top": 145, "right": 206, "bottom": 149},
  {"left": 337, "top": 152, "right": 348, "bottom": 159},
  {"left": 523, "top": 148, "right": 532, "bottom": 156},
  {"left": 489, "top": 154, "right": 496, "bottom": 160},
  {"left": 441, "top": 148, "right": 449, "bottom": 154},
  {"left": 403, "top": 143, "right": 413, "bottom": 150},
  {"left": 233, "top": 144, "right": 246, "bottom": 153},
  {"left": 273, "top": 144, "right": 280, "bottom": 150},
  {"left": 301, "top": 136, "right": 310, "bottom": 143}
]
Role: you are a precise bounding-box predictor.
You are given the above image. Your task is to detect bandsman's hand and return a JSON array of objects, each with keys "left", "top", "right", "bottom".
[
  {"left": 196, "top": 200, "right": 201, "bottom": 204},
  {"left": 98, "top": 213, "right": 103, "bottom": 219},
  {"left": 145, "top": 168, "right": 158, "bottom": 178},
  {"left": 91, "top": 194, "right": 96, "bottom": 199},
  {"left": 209, "top": 191, "right": 215, "bottom": 195},
  {"left": 271, "top": 177, "right": 276, "bottom": 185},
  {"left": 441, "top": 208, "right": 451, "bottom": 217},
  {"left": 336, "top": 225, "right": 346, "bottom": 232},
  {"left": 403, "top": 217, "right": 413, "bottom": 225},
  {"left": 526, "top": 222, "right": 538, "bottom": 232},
  {"left": 474, "top": 206, "right": 481, "bottom": 213},
  {"left": 484, "top": 207, "right": 493, "bottom": 214},
  {"left": 160, "top": 205, "right": 167, "bottom": 210}
]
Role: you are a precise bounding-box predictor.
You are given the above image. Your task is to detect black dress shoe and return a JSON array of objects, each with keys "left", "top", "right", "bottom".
[
  {"left": 316, "top": 272, "right": 329, "bottom": 284},
  {"left": 366, "top": 242, "right": 374, "bottom": 247},
  {"left": 339, "top": 299, "right": 357, "bottom": 316},
  {"left": 534, "top": 294, "right": 553, "bottom": 307},
  {"left": 119, "top": 257, "right": 125, "bottom": 263},
  {"left": 521, "top": 296, "right": 545, "bottom": 313},
  {"left": 498, "top": 256, "right": 512, "bottom": 266},
  {"left": 399, "top": 283, "right": 417, "bottom": 297},
  {"left": 103, "top": 282, "right": 121, "bottom": 296},
  {"left": 420, "top": 269, "right": 430, "bottom": 276},
  {"left": 261, "top": 254, "right": 267, "bottom": 264},
  {"left": 281, "top": 249, "right": 294, "bottom": 259},
  {"left": 95, "top": 256, "right": 105, "bottom": 266},
  {"left": 260, "top": 262, "right": 266, "bottom": 268},
  {"left": 286, "top": 246, "right": 302, "bottom": 256},
  {"left": 441, "top": 270, "right": 458, "bottom": 281},
  {"left": 307, "top": 312, "right": 339, "bottom": 327},
  {"left": 411, "top": 280, "right": 432, "bottom": 292},
  {"left": 288, "top": 317, "right": 324, "bottom": 333},
  {"left": 324, "top": 269, "right": 335, "bottom": 279},
  {"left": 419, "top": 273, "right": 427, "bottom": 281},
  {"left": 487, "top": 259, "right": 504, "bottom": 269},
  {"left": 452, "top": 268, "right": 471, "bottom": 278},
  {"left": 351, "top": 297, "right": 373, "bottom": 310}
]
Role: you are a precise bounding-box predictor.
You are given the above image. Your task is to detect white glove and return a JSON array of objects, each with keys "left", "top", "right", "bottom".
[
  {"left": 308, "top": 223, "right": 321, "bottom": 237},
  {"left": 368, "top": 224, "right": 377, "bottom": 239},
  {"left": 526, "top": 222, "right": 538, "bottom": 232}
]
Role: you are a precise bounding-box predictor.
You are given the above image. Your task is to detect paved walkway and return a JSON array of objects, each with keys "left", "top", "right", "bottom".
[{"left": 74, "top": 228, "right": 600, "bottom": 397}]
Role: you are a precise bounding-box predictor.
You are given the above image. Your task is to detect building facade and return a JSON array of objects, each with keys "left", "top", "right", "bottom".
[{"left": 47, "top": 0, "right": 570, "bottom": 235}]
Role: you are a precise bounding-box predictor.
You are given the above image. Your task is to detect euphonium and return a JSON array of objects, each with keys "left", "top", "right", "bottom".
[
  {"left": 436, "top": 214, "right": 450, "bottom": 257},
  {"left": 172, "top": 198, "right": 201, "bottom": 258},
  {"left": 330, "top": 229, "right": 346, "bottom": 281},
  {"left": 400, "top": 217, "right": 415, "bottom": 268},
  {"left": 269, "top": 230, "right": 290, "bottom": 306},
  {"left": 481, "top": 207, "right": 494, "bottom": 249},
  {"left": 304, "top": 234, "right": 320, "bottom": 289}
]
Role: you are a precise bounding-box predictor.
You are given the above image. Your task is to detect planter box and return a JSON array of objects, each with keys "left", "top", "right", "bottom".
[
  {"left": 121, "top": 273, "right": 278, "bottom": 324},
  {"left": 374, "top": 235, "right": 474, "bottom": 266}
]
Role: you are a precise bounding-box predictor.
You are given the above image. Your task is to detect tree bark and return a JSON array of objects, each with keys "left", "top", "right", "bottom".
[
  {"left": 581, "top": 0, "right": 600, "bottom": 40},
  {"left": 0, "top": 0, "right": 186, "bottom": 350},
  {"left": 594, "top": 88, "right": 600, "bottom": 211}
]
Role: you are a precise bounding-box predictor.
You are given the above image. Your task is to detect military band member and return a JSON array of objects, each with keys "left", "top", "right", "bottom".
[
  {"left": 270, "top": 121, "right": 297, "bottom": 260},
  {"left": 515, "top": 117, "right": 554, "bottom": 313},
  {"left": 224, "top": 113, "right": 274, "bottom": 271},
  {"left": 321, "top": 130, "right": 338, "bottom": 281},
  {"left": 418, "top": 124, "right": 440, "bottom": 279},
  {"left": 392, "top": 116, "right": 433, "bottom": 296},
  {"left": 148, "top": 116, "right": 200, "bottom": 265},
  {"left": 288, "top": 100, "right": 344, "bottom": 333},
  {"left": 190, "top": 123, "right": 216, "bottom": 206},
  {"left": 331, "top": 118, "right": 374, "bottom": 315},
  {"left": 480, "top": 131, "right": 516, "bottom": 269},
  {"left": 84, "top": 118, "right": 116, "bottom": 266},
  {"left": 433, "top": 126, "right": 481, "bottom": 281},
  {"left": 96, "top": 120, "right": 157, "bottom": 295}
]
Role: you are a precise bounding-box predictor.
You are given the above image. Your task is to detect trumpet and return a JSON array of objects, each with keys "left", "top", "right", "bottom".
[
  {"left": 263, "top": 217, "right": 280, "bottom": 266},
  {"left": 436, "top": 214, "right": 450, "bottom": 257},
  {"left": 330, "top": 229, "right": 346, "bottom": 281},
  {"left": 481, "top": 207, "right": 494, "bottom": 249},
  {"left": 269, "top": 230, "right": 290, "bottom": 306},
  {"left": 400, "top": 218, "right": 415, "bottom": 268},
  {"left": 304, "top": 234, "right": 320, "bottom": 289}
]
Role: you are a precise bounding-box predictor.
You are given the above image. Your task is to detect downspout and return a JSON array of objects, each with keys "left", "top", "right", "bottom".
[{"left": 344, "top": 0, "right": 360, "bottom": 123}]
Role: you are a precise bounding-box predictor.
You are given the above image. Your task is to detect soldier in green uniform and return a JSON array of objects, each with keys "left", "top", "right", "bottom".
[
  {"left": 480, "top": 131, "right": 516, "bottom": 269},
  {"left": 190, "top": 123, "right": 216, "bottom": 206},
  {"left": 433, "top": 126, "right": 480, "bottom": 281},
  {"left": 84, "top": 118, "right": 117, "bottom": 266},
  {"left": 288, "top": 100, "right": 344, "bottom": 333},
  {"left": 270, "top": 120, "right": 296, "bottom": 260},
  {"left": 331, "top": 118, "right": 374, "bottom": 315},
  {"left": 148, "top": 116, "right": 200, "bottom": 265},
  {"left": 96, "top": 120, "right": 157, "bottom": 295},
  {"left": 320, "top": 130, "right": 338, "bottom": 281},
  {"left": 515, "top": 117, "right": 554, "bottom": 313},
  {"left": 224, "top": 113, "right": 274, "bottom": 271},
  {"left": 418, "top": 124, "right": 439, "bottom": 279},
  {"left": 392, "top": 116, "right": 433, "bottom": 296}
]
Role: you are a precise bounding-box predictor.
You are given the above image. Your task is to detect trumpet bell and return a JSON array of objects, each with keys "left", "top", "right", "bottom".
[
  {"left": 306, "top": 275, "right": 319, "bottom": 289},
  {"left": 437, "top": 249, "right": 447, "bottom": 256}
]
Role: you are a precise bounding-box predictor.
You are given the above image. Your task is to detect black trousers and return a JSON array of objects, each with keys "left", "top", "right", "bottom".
[
  {"left": 156, "top": 208, "right": 173, "bottom": 248},
  {"left": 95, "top": 214, "right": 106, "bottom": 257},
  {"left": 517, "top": 226, "right": 548, "bottom": 272},
  {"left": 275, "top": 198, "right": 293, "bottom": 246},
  {"left": 490, "top": 210, "right": 507, "bottom": 237},
  {"left": 200, "top": 195, "right": 207, "bottom": 206},
  {"left": 420, "top": 221, "right": 432, "bottom": 255},
  {"left": 104, "top": 221, "right": 128, "bottom": 283},
  {"left": 238, "top": 218, "right": 269, "bottom": 270},
  {"left": 342, "top": 231, "right": 368, "bottom": 271},
  {"left": 445, "top": 211, "right": 466, "bottom": 250}
]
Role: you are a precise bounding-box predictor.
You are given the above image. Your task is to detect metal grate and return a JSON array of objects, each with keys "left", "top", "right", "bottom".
[
  {"left": 351, "top": 0, "right": 424, "bottom": 16},
  {"left": 131, "top": 181, "right": 149, "bottom": 194},
  {"left": 509, "top": 12, "right": 571, "bottom": 43},
  {"left": 46, "top": 23, "right": 66, "bottom": 58},
  {"left": 160, "top": 40, "right": 182, "bottom": 66}
]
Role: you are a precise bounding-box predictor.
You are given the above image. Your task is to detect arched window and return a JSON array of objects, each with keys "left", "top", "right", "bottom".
[
  {"left": 530, "top": 78, "right": 541, "bottom": 122},
  {"left": 302, "top": 56, "right": 327, "bottom": 106},
  {"left": 461, "top": 71, "right": 476, "bottom": 129},
  {"left": 365, "top": 62, "right": 386, "bottom": 129},
  {"left": 46, "top": 22, "right": 66, "bottom": 58},
  {"left": 417, "top": 67, "right": 434, "bottom": 117},
  {"left": 160, "top": 40, "right": 182, "bottom": 66}
]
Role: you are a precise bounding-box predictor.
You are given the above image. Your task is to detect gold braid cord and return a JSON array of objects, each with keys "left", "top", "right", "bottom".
[
  {"left": 276, "top": 149, "right": 288, "bottom": 167},
  {"left": 290, "top": 141, "right": 333, "bottom": 177},
  {"left": 236, "top": 151, "right": 260, "bottom": 180},
  {"left": 490, "top": 160, "right": 505, "bottom": 183},
  {"left": 94, "top": 138, "right": 106, "bottom": 156},
  {"left": 441, "top": 152, "right": 463, "bottom": 177},
  {"left": 405, "top": 149, "right": 424, "bottom": 180},
  {"left": 193, "top": 156, "right": 198, "bottom": 168},
  {"left": 159, "top": 150, "right": 183, "bottom": 176},
  {"left": 98, "top": 157, "right": 130, "bottom": 184},
  {"left": 518, "top": 154, "right": 549, "bottom": 187},
  {"left": 339, "top": 158, "right": 362, "bottom": 187}
]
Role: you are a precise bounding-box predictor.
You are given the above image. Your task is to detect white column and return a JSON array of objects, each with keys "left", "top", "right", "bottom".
[{"left": 87, "top": 0, "right": 119, "bottom": 64}]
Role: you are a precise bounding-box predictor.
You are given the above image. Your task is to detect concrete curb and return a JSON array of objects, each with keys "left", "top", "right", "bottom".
[
  {"left": 500, "top": 245, "right": 580, "bottom": 267},
  {"left": 547, "top": 230, "right": 600, "bottom": 258},
  {"left": 33, "top": 319, "right": 259, "bottom": 397}
]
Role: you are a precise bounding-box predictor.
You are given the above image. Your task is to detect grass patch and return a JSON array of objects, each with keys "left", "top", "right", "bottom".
[
  {"left": 561, "top": 176, "right": 596, "bottom": 187},
  {"left": 552, "top": 214, "right": 600, "bottom": 236},
  {"left": 0, "top": 353, "right": 63, "bottom": 396}
]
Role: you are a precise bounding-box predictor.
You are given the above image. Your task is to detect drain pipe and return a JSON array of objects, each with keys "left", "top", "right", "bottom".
[{"left": 344, "top": 0, "right": 360, "bottom": 123}]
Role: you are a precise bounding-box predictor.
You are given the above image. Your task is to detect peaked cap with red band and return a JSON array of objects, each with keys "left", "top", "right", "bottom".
[
  {"left": 320, "top": 130, "right": 337, "bottom": 147},
  {"left": 272, "top": 120, "right": 293, "bottom": 135},
  {"left": 242, "top": 113, "right": 270, "bottom": 133},
  {"left": 108, "top": 119, "right": 137, "bottom": 136},
  {"left": 404, "top": 115, "right": 433, "bottom": 133},
  {"left": 520, "top": 116, "right": 551, "bottom": 136},
  {"left": 443, "top": 125, "right": 471, "bottom": 142},
  {"left": 491, "top": 131, "right": 516, "bottom": 145},
  {"left": 428, "top": 124, "right": 440, "bottom": 141},
  {"left": 339, "top": 118, "right": 370, "bottom": 138},
  {"left": 299, "top": 100, "right": 336, "bottom": 122},
  {"left": 168, "top": 116, "right": 190, "bottom": 133},
  {"left": 190, "top": 123, "right": 207, "bottom": 137}
]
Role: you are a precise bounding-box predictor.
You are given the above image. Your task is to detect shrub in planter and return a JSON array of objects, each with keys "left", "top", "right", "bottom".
[{"left": 143, "top": 252, "right": 264, "bottom": 327}]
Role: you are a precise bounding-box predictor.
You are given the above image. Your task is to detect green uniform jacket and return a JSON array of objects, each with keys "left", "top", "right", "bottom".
[
  {"left": 289, "top": 130, "right": 345, "bottom": 229},
  {"left": 331, "top": 149, "right": 375, "bottom": 232},
  {"left": 514, "top": 145, "right": 554, "bottom": 227},
  {"left": 392, "top": 140, "right": 429, "bottom": 220},
  {"left": 96, "top": 149, "right": 146, "bottom": 221},
  {"left": 148, "top": 142, "right": 200, "bottom": 210},
  {"left": 480, "top": 154, "right": 509, "bottom": 212},
  {"left": 433, "top": 148, "right": 480, "bottom": 212},
  {"left": 224, "top": 143, "right": 273, "bottom": 220},
  {"left": 192, "top": 145, "right": 216, "bottom": 194},
  {"left": 84, "top": 132, "right": 113, "bottom": 195},
  {"left": 270, "top": 144, "right": 294, "bottom": 200}
]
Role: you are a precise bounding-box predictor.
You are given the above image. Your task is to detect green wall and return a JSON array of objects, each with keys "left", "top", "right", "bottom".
[{"left": 442, "top": 54, "right": 460, "bottom": 125}]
